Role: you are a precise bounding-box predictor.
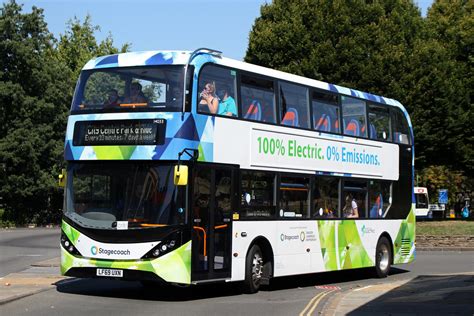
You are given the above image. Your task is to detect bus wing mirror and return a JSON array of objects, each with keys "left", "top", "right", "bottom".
[
  {"left": 58, "top": 168, "right": 66, "bottom": 188},
  {"left": 174, "top": 165, "right": 188, "bottom": 186}
]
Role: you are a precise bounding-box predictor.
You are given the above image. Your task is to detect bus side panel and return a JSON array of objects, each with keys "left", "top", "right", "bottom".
[
  {"left": 61, "top": 221, "right": 192, "bottom": 284},
  {"left": 231, "top": 217, "right": 413, "bottom": 281},
  {"left": 393, "top": 206, "right": 416, "bottom": 264}
]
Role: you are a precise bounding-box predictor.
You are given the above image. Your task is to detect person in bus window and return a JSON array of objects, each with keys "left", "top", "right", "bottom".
[
  {"left": 103, "top": 89, "right": 121, "bottom": 108},
  {"left": 343, "top": 194, "right": 359, "bottom": 218},
  {"left": 123, "top": 82, "right": 147, "bottom": 104},
  {"left": 199, "top": 82, "right": 218, "bottom": 113},
  {"left": 217, "top": 85, "right": 237, "bottom": 116}
]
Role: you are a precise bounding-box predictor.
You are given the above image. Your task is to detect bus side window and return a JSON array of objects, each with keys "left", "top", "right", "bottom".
[
  {"left": 392, "top": 108, "right": 411, "bottom": 145},
  {"left": 197, "top": 64, "right": 238, "bottom": 117},
  {"left": 342, "top": 96, "right": 367, "bottom": 138},
  {"left": 279, "top": 82, "right": 309, "bottom": 128},
  {"left": 240, "top": 75, "right": 276, "bottom": 124},
  {"left": 312, "top": 91, "right": 340, "bottom": 133},
  {"left": 368, "top": 105, "right": 391, "bottom": 141},
  {"left": 240, "top": 170, "right": 276, "bottom": 218},
  {"left": 279, "top": 176, "right": 310, "bottom": 218},
  {"left": 312, "top": 176, "right": 339, "bottom": 218},
  {"left": 369, "top": 180, "right": 391, "bottom": 218}
]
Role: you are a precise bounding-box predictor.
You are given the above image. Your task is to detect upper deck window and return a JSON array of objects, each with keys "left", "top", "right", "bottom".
[
  {"left": 368, "top": 104, "right": 391, "bottom": 141},
  {"left": 197, "top": 65, "right": 238, "bottom": 117},
  {"left": 342, "top": 96, "right": 367, "bottom": 138},
  {"left": 312, "top": 91, "right": 340, "bottom": 133},
  {"left": 392, "top": 108, "right": 411, "bottom": 145},
  {"left": 72, "top": 66, "right": 184, "bottom": 113},
  {"left": 240, "top": 75, "right": 276, "bottom": 124},
  {"left": 279, "top": 82, "right": 310, "bottom": 128}
]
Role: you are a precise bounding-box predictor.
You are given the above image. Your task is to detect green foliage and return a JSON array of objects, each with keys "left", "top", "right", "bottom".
[
  {"left": 246, "top": 0, "right": 473, "bottom": 181},
  {"left": 0, "top": 1, "right": 126, "bottom": 224},
  {"left": 56, "top": 15, "right": 130, "bottom": 79},
  {"left": 418, "top": 165, "right": 471, "bottom": 204}
]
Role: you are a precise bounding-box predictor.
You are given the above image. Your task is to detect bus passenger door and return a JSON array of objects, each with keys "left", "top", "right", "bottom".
[{"left": 191, "top": 165, "right": 235, "bottom": 281}]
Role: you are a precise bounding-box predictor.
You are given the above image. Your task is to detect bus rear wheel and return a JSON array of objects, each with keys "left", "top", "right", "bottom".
[
  {"left": 375, "top": 236, "right": 391, "bottom": 278},
  {"left": 243, "top": 244, "right": 263, "bottom": 293}
]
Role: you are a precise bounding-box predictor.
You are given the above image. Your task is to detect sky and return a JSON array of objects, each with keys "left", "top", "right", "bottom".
[{"left": 21, "top": 0, "right": 434, "bottom": 61}]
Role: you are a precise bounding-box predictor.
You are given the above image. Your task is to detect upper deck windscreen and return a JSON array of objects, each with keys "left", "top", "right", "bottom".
[{"left": 72, "top": 66, "right": 184, "bottom": 113}]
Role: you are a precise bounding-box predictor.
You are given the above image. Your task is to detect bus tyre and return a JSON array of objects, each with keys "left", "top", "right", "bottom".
[
  {"left": 243, "top": 244, "right": 263, "bottom": 293},
  {"left": 375, "top": 236, "right": 391, "bottom": 278}
]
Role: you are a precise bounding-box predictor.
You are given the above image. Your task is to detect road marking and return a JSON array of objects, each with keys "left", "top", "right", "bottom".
[
  {"left": 353, "top": 285, "right": 373, "bottom": 292},
  {"left": 315, "top": 285, "right": 341, "bottom": 290},
  {"left": 299, "top": 289, "right": 336, "bottom": 316},
  {"left": 307, "top": 289, "right": 336, "bottom": 316},
  {"left": 18, "top": 254, "right": 43, "bottom": 257}
]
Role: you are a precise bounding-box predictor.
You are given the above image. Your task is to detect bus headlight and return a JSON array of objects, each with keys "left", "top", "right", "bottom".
[
  {"left": 142, "top": 231, "right": 182, "bottom": 259},
  {"left": 61, "top": 232, "right": 82, "bottom": 256}
]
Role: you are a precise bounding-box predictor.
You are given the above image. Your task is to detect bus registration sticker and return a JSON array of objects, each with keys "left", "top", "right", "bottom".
[{"left": 96, "top": 268, "right": 123, "bottom": 278}]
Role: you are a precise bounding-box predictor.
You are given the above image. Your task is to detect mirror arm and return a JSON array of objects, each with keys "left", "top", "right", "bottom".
[{"left": 177, "top": 148, "right": 199, "bottom": 171}]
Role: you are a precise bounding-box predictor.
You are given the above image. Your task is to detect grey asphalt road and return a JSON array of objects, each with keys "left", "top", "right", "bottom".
[
  {"left": 0, "top": 228, "right": 60, "bottom": 277},
  {"left": 1, "top": 250, "right": 473, "bottom": 315}
]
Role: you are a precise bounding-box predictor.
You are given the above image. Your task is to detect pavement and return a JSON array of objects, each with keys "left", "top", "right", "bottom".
[
  {"left": 324, "top": 272, "right": 474, "bottom": 315},
  {"left": 0, "top": 257, "right": 68, "bottom": 305}
]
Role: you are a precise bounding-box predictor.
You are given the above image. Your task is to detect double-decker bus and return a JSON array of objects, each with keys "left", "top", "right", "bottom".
[{"left": 60, "top": 48, "right": 415, "bottom": 293}]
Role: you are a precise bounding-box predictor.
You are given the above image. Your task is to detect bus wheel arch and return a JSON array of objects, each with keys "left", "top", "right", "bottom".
[
  {"left": 375, "top": 233, "right": 393, "bottom": 278},
  {"left": 242, "top": 236, "right": 274, "bottom": 293}
]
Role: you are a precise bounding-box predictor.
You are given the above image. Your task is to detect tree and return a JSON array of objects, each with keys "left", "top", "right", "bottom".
[
  {"left": 56, "top": 15, "right": 130, "bottom": 79},
  {"left": 0, "top": 1, "right": 128, "bottom": 224},
  {"left": 0, "top": 0, "right": 71, "bottom": 223},
  {"left": 245, "top": 0, "right": 423, "bottom": 98},
  {"left": 422, "top": 0, "right": 473, "bottom": 175}
]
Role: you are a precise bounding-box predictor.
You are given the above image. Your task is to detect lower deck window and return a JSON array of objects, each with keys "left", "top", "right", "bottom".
[
  {"left": 279, "top": 176, "right": 310, "bottom": 218},
  {"left": 241, "top": 171, "right": 276, "bottom": 218},
  {"left": 312, "top": 177, "right": 340, "bottom": 218}
]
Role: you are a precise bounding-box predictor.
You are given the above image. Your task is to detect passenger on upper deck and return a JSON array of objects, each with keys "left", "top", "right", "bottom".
[
  {"left": 199, "top": 82, "right": 219, "bottom": 114},
  {"left": 123, "top": 82, "right": 147, "bottom": 104},
  {"left": 103, "top": 89, "right": 121, "bottom": 108},
  {"left": 217, "top": 85, "right": 237, "bottom": 117}
]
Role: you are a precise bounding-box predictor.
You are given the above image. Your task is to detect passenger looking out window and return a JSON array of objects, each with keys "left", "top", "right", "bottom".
[
  {"left": 104, "top": 89, "right": 121, "bottom": 108},
  {"left": 217, "top": 85, "right": 237, "bottom": 116},
  {"left": 199, "top": 82, "right": 219, "bottom": 114},
  {"left": 123, "top": 82, "right": 147, "bottom": 104},
  {"left": 343, "top": 194, "right": 359, "bottom": 218}
]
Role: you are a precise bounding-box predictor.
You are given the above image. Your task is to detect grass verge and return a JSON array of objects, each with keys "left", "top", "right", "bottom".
[{"left": 417, "top": 221, "right": 474, "bottom": 235}]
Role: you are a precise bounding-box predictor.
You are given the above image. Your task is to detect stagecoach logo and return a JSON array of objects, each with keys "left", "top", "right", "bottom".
[
  {"left": 361, "top": 225, "right": 376, "bottom": 236},
  {"left": 91, "top": 245, "right": 98, "bottom": 255},
  {"left": 90, "top": 245, "right": 131, "bottom": 256},
  {"left": 280, "top": 232, "right": 305, "bottom": 242}
]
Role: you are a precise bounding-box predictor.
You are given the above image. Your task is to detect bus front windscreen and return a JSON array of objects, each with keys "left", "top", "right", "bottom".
[
  {"left": 65, "top": 163, "right": 187, "bottom": 229},
  {"left": 71, "top": 66, "right": 184, "bottom": 112}
]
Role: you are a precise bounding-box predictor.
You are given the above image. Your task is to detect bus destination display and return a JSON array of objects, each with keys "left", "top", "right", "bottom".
[{"left": 73, "top": 119, "right": 166, "bottom": 146}]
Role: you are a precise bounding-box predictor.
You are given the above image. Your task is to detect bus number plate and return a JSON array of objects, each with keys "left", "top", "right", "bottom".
[{"left": 96, "top": 268, "right": 123, "bottom": 278}]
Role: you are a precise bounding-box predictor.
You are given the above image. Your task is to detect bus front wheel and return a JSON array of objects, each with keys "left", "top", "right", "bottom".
[
  {"left": 243, "top": 244, "right": 263, "bottom": 293},
  {"left": 375, "top": 236, "right": 391, "bottom": 278}
]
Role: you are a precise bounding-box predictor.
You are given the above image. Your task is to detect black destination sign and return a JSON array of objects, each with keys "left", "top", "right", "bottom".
[{"left": 73, "top": 119, "right": 166, "bottom": 146}]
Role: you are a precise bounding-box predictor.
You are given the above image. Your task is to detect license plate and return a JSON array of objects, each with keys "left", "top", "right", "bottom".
[{"left": 96, "top": 268, "right": 123, "bottom": 278}]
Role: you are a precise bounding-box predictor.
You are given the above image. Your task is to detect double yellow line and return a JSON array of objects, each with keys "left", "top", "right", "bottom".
[{"left": 299, "top": 289, "right": 336, "bottom": 316}]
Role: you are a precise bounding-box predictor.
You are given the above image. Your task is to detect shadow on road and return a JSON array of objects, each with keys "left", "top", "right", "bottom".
[
  {"left": 55, "top": 267, "right": 410, "bottom": 302},
  {"left": 347, "top": 274, "right": 474, "bottom": 315}
]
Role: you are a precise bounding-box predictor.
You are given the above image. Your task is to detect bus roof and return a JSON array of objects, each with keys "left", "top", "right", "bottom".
[{"left": 82, "top": 50, "right": 411, "bottom": 124}]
